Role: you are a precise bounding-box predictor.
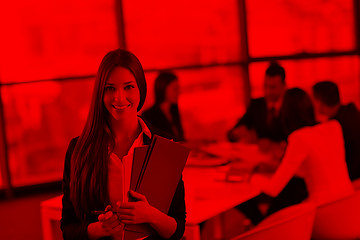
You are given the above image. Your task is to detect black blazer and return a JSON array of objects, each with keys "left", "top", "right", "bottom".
[
  {"left": 333, "top": 103, "right": 360, "bottom": 180},
  {"left": 60, "top": 125, "right": 186, "bottom": 240},
  {"left": 228, "top": 98, "right": 286, "bottom": 142},
  {"left": 142, "top": 105, "right": 184, "bottom": 142}
]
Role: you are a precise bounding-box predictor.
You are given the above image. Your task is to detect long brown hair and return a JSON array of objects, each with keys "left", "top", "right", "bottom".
[
  {"left": 70, "top": 49, "right": 147, "bottom": 219},
  {"left": 281, "top": 88, "right": 316, "bottom": 136}
]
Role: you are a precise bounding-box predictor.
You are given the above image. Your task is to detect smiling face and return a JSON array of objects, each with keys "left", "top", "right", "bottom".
[{"left": 103, "top": 67, "right": 140, "bottom": 122}]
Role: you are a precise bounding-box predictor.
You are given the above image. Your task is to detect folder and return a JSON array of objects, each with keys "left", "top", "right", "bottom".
[
  {"left": 129, "top": 146, "right": 149, "bottom": 195},
  {"left": 125, "top": 135, "right": 190, "bottom": 236}
]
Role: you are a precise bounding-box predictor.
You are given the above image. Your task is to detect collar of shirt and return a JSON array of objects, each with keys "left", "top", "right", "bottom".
[
  {"left": 138, "top": 117, "right": 152, "bottom": 140},
  {"left": 267, "top": 98, "right": 283, "bottom": 114},
  {"left": 108, "top": 117, "right": 152, "bottom": 156}
]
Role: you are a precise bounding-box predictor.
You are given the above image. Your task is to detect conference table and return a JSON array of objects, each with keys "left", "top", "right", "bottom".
[{"left": 41, "top": 142, "right": 275, "bottom": 240}]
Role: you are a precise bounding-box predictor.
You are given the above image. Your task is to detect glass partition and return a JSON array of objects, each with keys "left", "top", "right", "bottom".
[
  {"left": 246, "top": 0, "right": 355, "bottom": 57},
  {"left": 2, "top": 78, "right": 94, "bottom": 186}
]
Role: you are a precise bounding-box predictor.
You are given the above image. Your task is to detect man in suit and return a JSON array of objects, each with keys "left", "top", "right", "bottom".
[
  {"left": 230, "top": 63, "right": 301, "bottom": 226},
  {"left": 228, "top": 62, "right": 287, "bottom": 144},
  {"left": 312, "top": 81, "right": 360, "bottom": 181}
]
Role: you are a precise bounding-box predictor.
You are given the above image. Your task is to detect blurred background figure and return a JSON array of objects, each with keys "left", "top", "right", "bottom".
[
  {"left": 142, "top": 71, "right": 185, "bottom": 142},
  {"left": 251, "top": 88, "right": 354, "bottom": 214},
  {"left": 227, "top": 62, "right": 286, "bottom": 151},
  {"left": 312, "top": 81, "right": 360, "bottom": 181}
]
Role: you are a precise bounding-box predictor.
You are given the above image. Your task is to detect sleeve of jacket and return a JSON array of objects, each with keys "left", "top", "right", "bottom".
[
  {"left": 235, "top": 99, "right": 258, "bottom": 129},
  {"left": 165, "top": 175, "right": 186, "bottom": 240},
  {"left": 60, "top": 137, "right": 92, "bottom": 240},
  {"left": 227, "top": 99, "right": 257, "bottom": 141}
]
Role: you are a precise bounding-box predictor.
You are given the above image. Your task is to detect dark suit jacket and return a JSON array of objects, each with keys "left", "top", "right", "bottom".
[
  {"left": 60, "top": 124, "right": 186, "bottom": 240},
  {"left": 332, "top": 103, "right": 360, "bottom": 180},
  {"left": 228, "top": 98, "right": 286, "bottom": 142},
  {"left": 142, "top": 105, "right": 184, "bottom": 142}
]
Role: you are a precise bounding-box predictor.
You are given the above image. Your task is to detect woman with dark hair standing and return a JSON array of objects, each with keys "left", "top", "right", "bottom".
[
  {"left": 60, "top": 49, "right": 186, "bottom": 240},
  {"left": 142, "top": 72, "right": 184, "bottom": 142},
  {"left": 251, "top": 88, "right": 354, "bottom": 210}
]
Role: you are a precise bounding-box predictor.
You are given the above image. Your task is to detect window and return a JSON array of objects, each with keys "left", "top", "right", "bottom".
[
  {"left": 2, "top": 78, "right": 94, "bottom": 186},
  {"left": 123, "top": 0, "right": 247, "bottom": 142},
  {"left": 0, "top": 0, "right": 118, "bottom": 83},
  {"left": 122, "top": 0, "right": 242, "bottom": 69},
  {"left": 246, "top": 0, "right": 355, "bottom": 57}
]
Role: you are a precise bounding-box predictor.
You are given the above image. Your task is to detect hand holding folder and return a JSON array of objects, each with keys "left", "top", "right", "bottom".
[{"left": 125, "top": 135, "right": 190, "bottom": 237}]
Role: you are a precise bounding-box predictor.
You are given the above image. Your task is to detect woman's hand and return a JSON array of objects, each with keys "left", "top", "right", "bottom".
[
  {"left": 98, "top": 205, "right": 124, "bottom": 233},
  {"left": 250, "top": 173, "right": 269, "bottom": 191},
  {"left": 87, "top": 205, "right": 123, "bottom": 239},
  {"left": 229, "top": 126, "right": 257, "bottom": 143},
  {"left": 116, "top": 190, "right": 155, "bottom": 225},
  {"left": 116, "top": 190, "right": 178, "bottom": 239}
]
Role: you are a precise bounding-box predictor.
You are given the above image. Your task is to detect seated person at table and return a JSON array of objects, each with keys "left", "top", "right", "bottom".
[
  {"left": 252, "top": 88, "right": 354, "bottom": 211},
  {"left": 142, "top": 71, "right": 185, "bottom": 142},
  {"left": 312, "top": 81, "right": 360, "bottom": 181},
  {"left": 227, "top": 62, "right": 287, "bottom": 145}
]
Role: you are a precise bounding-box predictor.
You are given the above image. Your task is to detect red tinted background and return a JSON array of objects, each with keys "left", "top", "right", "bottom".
[
  {"left": 0, "top": 0, "right": 358, "bottom": 192},
  {"left": 246, "top": 0, "right": 355, "bottom": 57}
]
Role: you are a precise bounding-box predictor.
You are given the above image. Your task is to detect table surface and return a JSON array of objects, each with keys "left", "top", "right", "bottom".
[{"left": 183, "top": 166, "right": 260, "bottom": 225}]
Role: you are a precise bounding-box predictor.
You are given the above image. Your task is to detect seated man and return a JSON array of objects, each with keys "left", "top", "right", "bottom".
[
  {"left": 228, "top": 62, "right": 287, "bottom": 147},
  {"left": 230, "top": 63, "right": 303, "bottom": 226},
  {"left": 312, "top": 81, "right": 360, "bottom": 180}
]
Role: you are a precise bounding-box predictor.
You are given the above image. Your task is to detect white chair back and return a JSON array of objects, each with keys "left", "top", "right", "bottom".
[
  {"left": 352, "top": 178, "right": 360, "bottom": 190},
  {"left": 230, "top": 202, "right": 316, "bottom": 240},
  {"left": 312, "top": 190, "right": 360, "bottom": 239}
]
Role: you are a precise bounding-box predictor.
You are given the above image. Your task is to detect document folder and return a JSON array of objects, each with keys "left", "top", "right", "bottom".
[{"left": 125, "top": 135, "right": 190, "bottom": 236}]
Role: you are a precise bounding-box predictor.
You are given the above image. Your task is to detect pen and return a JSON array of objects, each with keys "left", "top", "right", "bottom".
[{"left": 91, "top": 210, "right": 120, "bottom": 215}]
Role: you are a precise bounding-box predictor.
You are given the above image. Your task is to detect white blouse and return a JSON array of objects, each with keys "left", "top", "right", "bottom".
[
  {"left": 108, "top": 117, "right": 152, "bottom": 240},
  {"left": 262, "top": 120, "right": 354, "bottom": 206}
]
